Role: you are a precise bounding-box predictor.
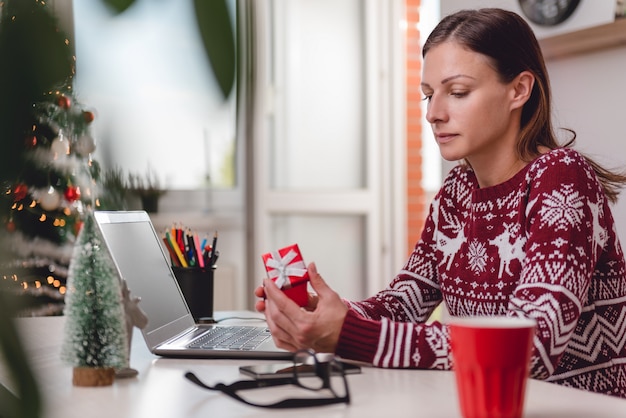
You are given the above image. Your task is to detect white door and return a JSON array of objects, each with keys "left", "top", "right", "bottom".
[{"left": 245, "top": 0, "right": 406, "bottom": 305}]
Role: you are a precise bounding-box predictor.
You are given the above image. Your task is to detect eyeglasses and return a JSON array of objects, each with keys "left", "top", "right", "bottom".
[{"left": 184, "top": 349, "right": 351, "bottom": 409}]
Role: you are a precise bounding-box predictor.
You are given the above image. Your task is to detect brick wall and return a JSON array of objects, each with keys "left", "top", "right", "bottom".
[{"left": 405, "top": 0, "right": 425, "bottom": 254}]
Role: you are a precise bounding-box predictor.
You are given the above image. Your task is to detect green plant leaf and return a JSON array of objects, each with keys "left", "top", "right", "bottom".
[
  {"left": 0, "top": 0, "right": 75, "bottom": 181},
  {"left": 0, "top": 291, "right": 41, "bottom": 418},
  {"left": 193, "top": 0, "right": 236, "bottom": 100},
  {"left": 102, "top": 0, "right": 136, "bottom": 14}
]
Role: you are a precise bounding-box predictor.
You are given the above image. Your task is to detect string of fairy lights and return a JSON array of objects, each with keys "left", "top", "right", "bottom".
[{"left": 2, "top": 269, "right": 66, "bottom": 295}]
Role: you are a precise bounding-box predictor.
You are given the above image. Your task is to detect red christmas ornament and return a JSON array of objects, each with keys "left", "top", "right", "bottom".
[
  {"left": 12, "top": 183, "right": 28, "bottom": 201},
  {"left": 24, "top": 135, "right": 37, "bottom": 148},
  {"left": 83, "top": 110, "right": 95, "bottom": 123},
  {"left": 6, "top": 220, "right": 16, "bottom": 233},
  {"left": 57, "top": 94, "right": 71, "bottom": 109},
  {"left": 64, "top": 186, "right": 81, "bottom": 202}
]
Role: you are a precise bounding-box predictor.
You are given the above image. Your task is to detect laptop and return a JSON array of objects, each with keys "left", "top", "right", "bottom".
[{"left": 93, "top": 210, "right": 290, "bottom": 360}]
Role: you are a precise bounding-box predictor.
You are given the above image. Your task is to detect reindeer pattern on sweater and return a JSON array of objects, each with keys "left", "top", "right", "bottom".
[{"left": 337, "top": 148, "right": 626, "bottom": 398}]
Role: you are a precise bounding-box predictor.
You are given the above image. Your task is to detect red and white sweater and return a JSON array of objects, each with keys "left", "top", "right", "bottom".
[{"left": 337, "top": 148, "right": 626, "bottom": 398}]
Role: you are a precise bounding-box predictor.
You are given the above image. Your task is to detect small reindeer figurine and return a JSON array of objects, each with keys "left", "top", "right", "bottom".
[{"left": 116, "top": 279, "right": 149, "bottom": 378}]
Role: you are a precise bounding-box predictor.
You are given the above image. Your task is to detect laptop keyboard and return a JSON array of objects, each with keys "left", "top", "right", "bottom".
[{"left": 187, "top": 326, "right": 272, "bottom": 350}]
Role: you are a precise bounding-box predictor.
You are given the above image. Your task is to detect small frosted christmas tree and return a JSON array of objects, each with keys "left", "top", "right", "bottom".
[{"left": 61, "top": 211, "right": 127, "bottom": 387}]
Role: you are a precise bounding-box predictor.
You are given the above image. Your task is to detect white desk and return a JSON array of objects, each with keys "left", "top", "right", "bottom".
[{"left": 5, "top": 313, "right": 626, "bottom": 418}]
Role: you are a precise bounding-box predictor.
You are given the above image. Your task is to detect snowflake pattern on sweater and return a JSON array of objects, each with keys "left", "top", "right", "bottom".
[{"left": 337, "top": 148, "right": 626, "bottom": 398}]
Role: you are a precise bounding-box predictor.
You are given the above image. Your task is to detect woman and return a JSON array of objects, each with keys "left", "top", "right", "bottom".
[{"left": 255, "top": 8, "right": 626, "bottom": 398}]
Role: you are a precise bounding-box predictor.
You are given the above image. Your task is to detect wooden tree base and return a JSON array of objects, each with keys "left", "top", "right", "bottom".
[{"left": 72, "top": 367, "right": 115, "bottom": 387}]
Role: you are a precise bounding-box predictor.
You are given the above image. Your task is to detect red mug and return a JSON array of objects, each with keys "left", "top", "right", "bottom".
[{"left": 449, "top": 316, "right": 536, "bottom": 418}]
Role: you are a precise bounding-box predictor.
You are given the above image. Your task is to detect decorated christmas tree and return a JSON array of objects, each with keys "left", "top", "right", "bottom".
[
  {"left": 61, "top": 211, "right": 127, "bottom": 387},
  {"left": 0, "top": 0, "right": 103, "bottom": 315}
]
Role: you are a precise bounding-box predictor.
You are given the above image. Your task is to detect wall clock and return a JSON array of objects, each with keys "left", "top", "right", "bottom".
[{"left": 518, "top": 0, "right": 581, "bottom": 26}]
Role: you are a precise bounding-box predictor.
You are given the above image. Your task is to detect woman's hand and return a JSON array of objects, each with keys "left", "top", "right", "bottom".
[
  {"left": 254, "top": 279, "right": 319, "bottom": 312},
  {"left": 254, "top": 262, "right": 348, "bottom": 353}
]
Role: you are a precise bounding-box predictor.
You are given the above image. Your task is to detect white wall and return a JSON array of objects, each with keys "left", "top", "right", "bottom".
[{"left": 548, "top": 47, "right": 626, "bottom": 241}]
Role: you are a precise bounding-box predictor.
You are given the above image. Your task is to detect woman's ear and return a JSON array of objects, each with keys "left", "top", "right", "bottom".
[{"left": 510, "top": 71, "right": 535, "bottom": 110}]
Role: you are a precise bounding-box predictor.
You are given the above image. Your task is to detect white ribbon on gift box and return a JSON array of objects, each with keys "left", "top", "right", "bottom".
[{"left": 266, "top": 249, "right": 307, "bottom": 289}]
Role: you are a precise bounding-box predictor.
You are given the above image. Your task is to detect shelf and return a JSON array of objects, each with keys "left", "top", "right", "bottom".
[{"left": 539, "top": 18, "right": 626, "bottom": 60}]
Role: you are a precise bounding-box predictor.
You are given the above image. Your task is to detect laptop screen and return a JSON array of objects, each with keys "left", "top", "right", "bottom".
[{"left": 94, "top": 211, "right": 193, "bottom": 340}]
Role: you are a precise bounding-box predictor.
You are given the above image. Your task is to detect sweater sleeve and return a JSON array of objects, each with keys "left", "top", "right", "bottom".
[
  {"left": 335, "top": 191, "right": 450, "bottom": 368},
  {"left": 508, "top": 150, "right": 609, "bottom": 379},
  {"left": 336, "top": 310, "right": 450, "bottom": 369}
]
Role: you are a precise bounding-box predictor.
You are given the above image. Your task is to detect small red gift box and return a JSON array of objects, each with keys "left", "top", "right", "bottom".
[{"left": 262, "top": 243, "right": 309, "bottom": 307}]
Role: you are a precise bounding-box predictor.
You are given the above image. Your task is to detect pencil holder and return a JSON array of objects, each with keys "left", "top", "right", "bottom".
[{"left": 172, "top": 265, "right": 216, "bottom": 323}]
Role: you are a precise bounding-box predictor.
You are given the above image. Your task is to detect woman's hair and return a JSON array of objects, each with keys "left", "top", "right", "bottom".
[{"left": 423, "top": 8, "right": 626, "bottom": 203}]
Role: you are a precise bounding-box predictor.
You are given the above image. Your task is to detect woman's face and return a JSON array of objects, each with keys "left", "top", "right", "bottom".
[{"left": 421, "top": 41, "right": 521, "bottom": 167}]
